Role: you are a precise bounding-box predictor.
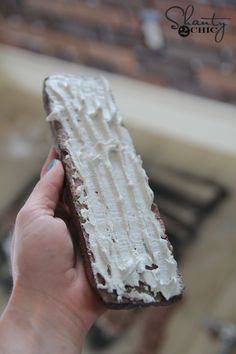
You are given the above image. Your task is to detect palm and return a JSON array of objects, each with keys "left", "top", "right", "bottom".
[{"left": 11, "top": 148, "right": 105, "bottom": 335}]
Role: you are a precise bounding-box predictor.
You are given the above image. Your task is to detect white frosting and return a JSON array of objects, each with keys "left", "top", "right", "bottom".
[{"left": 45, "top": 74, "right": 183, "bottom": 303}]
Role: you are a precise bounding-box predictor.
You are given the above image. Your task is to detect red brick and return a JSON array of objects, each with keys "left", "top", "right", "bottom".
[
  {"left": 0, "top": 20, "right": 139, "bottom": 74},
  {"left": 161, "top": 20, "right": 236, "bottom": 49},
  {"left": 24, "top": 0, "right": 140, "bottom": 34},
  {"left": 154, "top": 0, "right": 236, "bottom": 27},
  {"left": 94, "top": 0, "right": 143, "bottom": 10},
  {"left": 197, "top": 66, "right": 236, "bottom": 94}
]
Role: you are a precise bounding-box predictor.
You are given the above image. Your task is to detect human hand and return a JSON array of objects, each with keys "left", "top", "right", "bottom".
[{"left": 0, "top": 148, "right": 105, "bottom": 354}]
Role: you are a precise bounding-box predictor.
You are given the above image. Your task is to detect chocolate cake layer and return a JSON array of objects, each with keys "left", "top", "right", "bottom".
[{"left": 43, "top": 74, "right": 183, "bottom": 308}]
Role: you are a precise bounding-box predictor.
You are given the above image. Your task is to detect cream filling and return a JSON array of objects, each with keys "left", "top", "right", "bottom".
[{"left": 45, "top": 74, "right": 183, "bottom": 302}]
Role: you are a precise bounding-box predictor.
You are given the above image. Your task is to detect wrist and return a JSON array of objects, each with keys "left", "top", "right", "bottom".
[{"left": 0, "top": 283, "right": 84, "bottom": 354}]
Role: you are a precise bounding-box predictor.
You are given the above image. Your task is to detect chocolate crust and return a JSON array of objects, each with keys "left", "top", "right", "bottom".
[{"left": 43, "top": 77, "right": 182, "bottom": 309}]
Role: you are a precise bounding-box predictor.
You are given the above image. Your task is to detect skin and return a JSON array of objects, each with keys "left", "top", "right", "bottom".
[{"left": 0, "top": 148, "right": 105, "bottom": 354}]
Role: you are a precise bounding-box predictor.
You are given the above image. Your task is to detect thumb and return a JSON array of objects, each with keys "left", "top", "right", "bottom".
[{"left": 23, "top": 159, "right": 64, "bottom": 218}]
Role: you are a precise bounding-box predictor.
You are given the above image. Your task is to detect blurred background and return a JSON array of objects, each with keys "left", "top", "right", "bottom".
[{"left": 0, "top": 1, "right": 236, "bottom": 354}]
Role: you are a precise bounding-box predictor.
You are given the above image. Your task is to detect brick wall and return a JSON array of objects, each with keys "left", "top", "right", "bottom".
[{"left": 0, "top": 0, "right": 235, "bottom": 103}]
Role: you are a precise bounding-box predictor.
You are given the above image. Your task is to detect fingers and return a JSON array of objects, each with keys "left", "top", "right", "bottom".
[
  {"left": 40, "top": 147, "right": 58, "bottom": 179},
  {"left": 75, "top": 262, "right": 106, "bottom": 331},
  {"left": 12, "top": 149, "right": 62, "bottom": 266},
  {"left": 10, "top": 227, "right": 17, "bottom": 283},
  {"left": 21, "top": 159, "right": 65, "bottom": 218}
]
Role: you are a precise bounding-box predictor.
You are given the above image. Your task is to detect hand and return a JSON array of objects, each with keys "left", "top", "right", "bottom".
[{"left": 0, "top": 148, "right": 105, "bottom": 354}]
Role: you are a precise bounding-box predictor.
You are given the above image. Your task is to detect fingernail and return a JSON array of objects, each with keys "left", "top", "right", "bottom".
[{"left": 47, "top": 159, "right": 57, "bottom": 171}]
